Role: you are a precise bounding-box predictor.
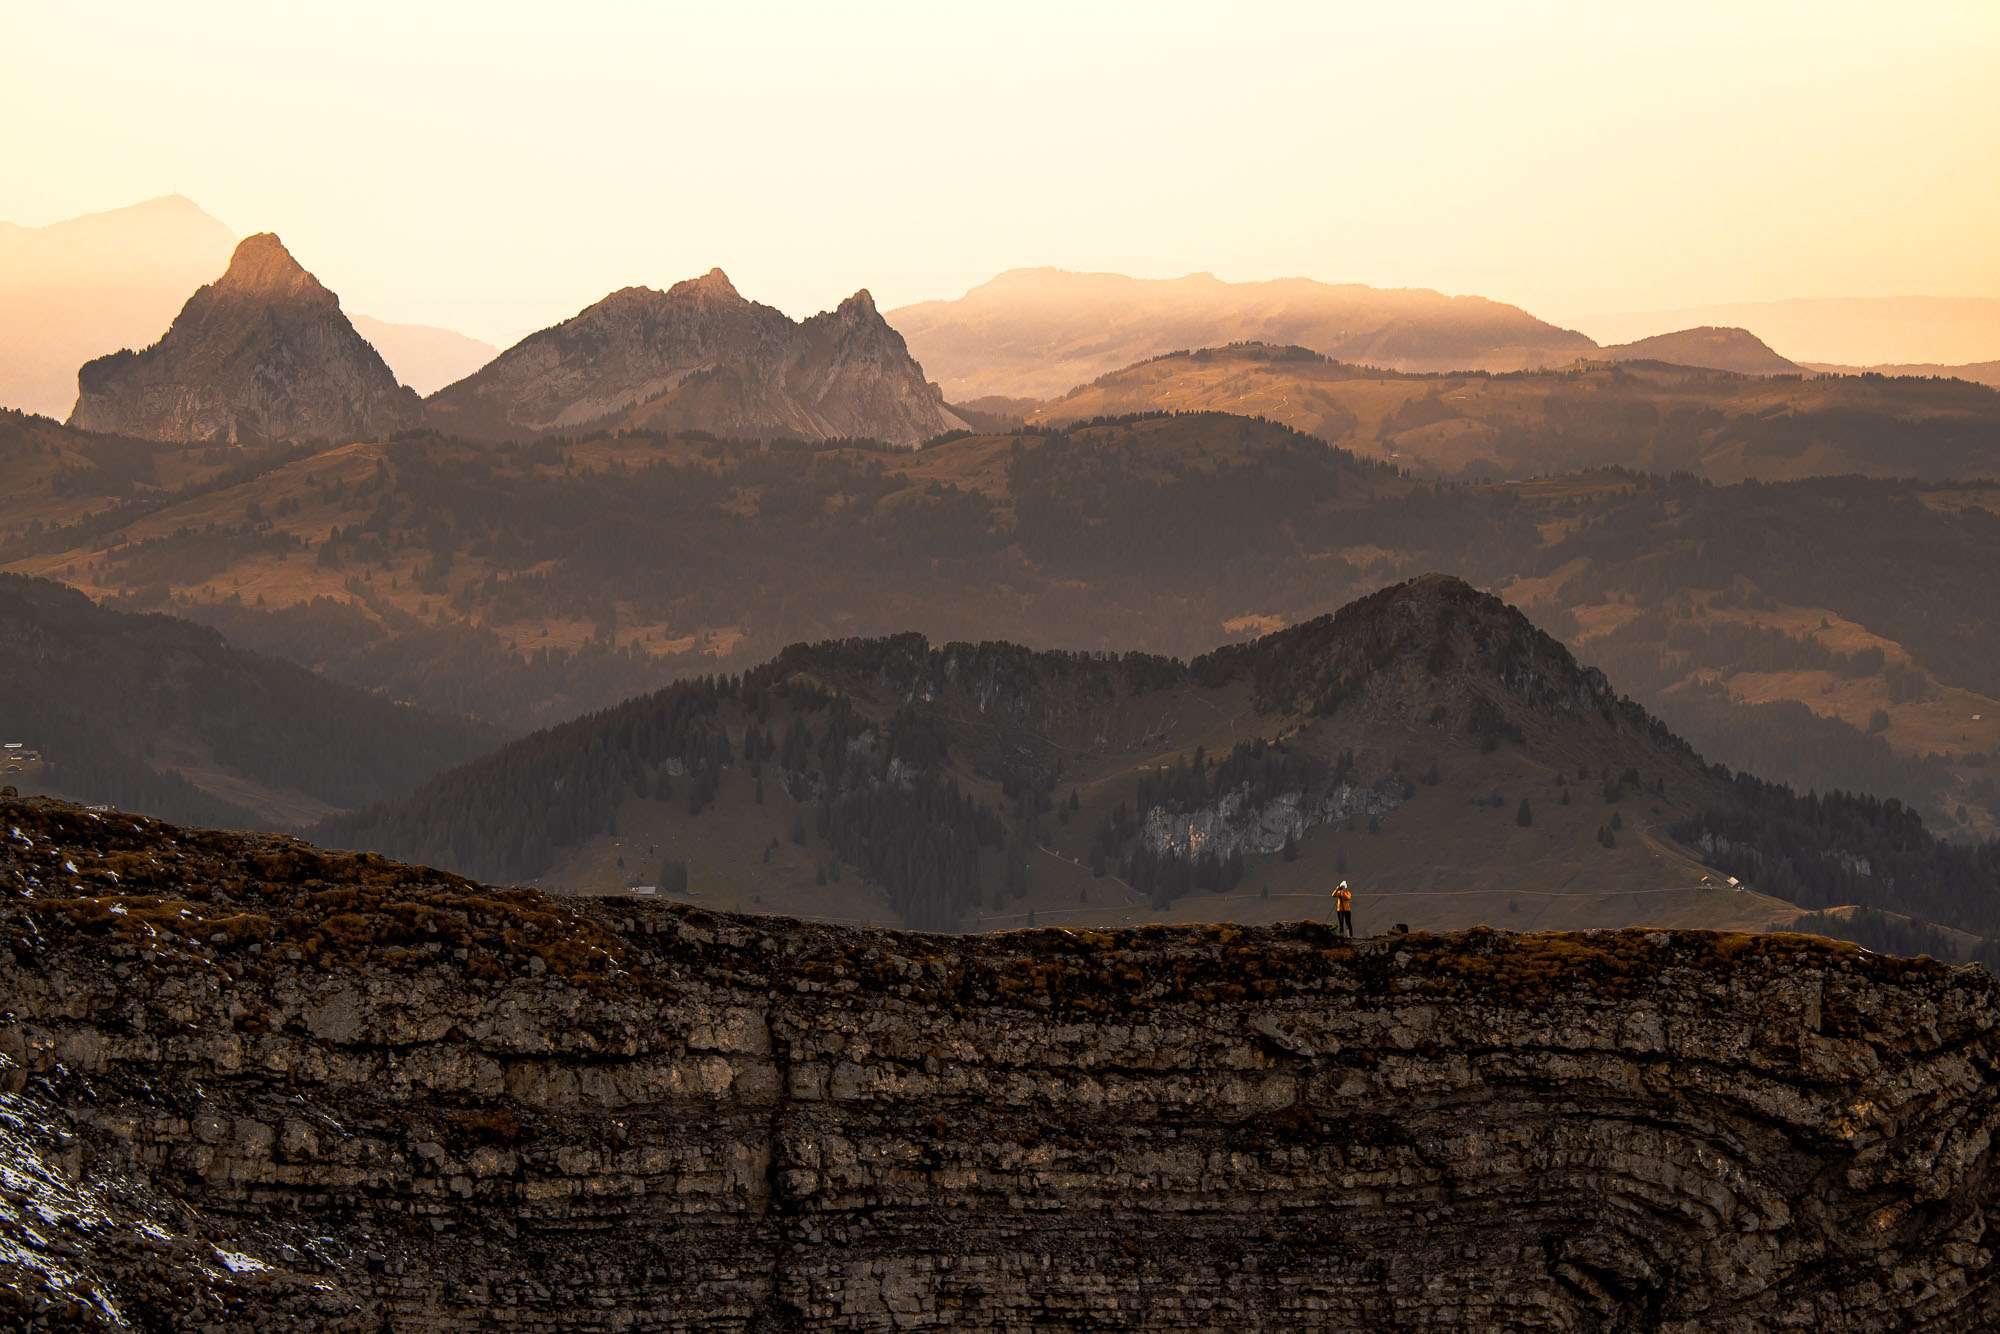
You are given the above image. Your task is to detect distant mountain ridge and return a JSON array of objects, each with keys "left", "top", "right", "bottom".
[
  {"left": 888, "top": 267, "right": 1600, "bottom": 400},
  {"left": 1581, "top": 297, "right": 2000, "bottom": 367},
  {"left": 1027, "top": 340, "right": 2000, "bottom": 480},
  {"left": 1806, "top": 359, "right": 2000, "bottom": 391},
  {"left": 349, "top": 316, "right": 496, "bottom": 395},
  {"left": 67, "top": 233, "right": 424, "bottom": 443},
  {"left": 9, "top": 409, "right": 2000, "bottom": 841},
  {"left": 0, "top": 196, "right": 235, "bottom": 419},
  {"left": 318, "top": 573, "right": 2000, "bottom": 964},
  {"left": 425, "top": 268, "right": 966, "bottom": 446},
  {"left": 1602, "top": 326, "right": 1800, "bottom": 374},
  {"left": 0, "top": 573, "right": 500, "bottom": 828}
]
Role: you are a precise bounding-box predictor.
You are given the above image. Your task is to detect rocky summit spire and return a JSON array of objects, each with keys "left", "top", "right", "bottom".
[
  {"left": 212, "top": 232, "right": 333, "bottom": 303},
  {"left": 676, "top": 267, "right": 742, "bottom": 300},
  {"left": 67, "top": 233, "right": 423, "bottom": 445}
]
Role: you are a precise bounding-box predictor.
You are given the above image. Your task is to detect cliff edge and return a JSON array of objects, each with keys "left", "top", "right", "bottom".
[{"left": 3, "top": 795, "right": 1997, "bottom": 1329}]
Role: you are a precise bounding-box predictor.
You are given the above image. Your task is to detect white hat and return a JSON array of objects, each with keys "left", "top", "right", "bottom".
[{"left": 1339, "top": 880, "right": 1349, "bottom": 888}]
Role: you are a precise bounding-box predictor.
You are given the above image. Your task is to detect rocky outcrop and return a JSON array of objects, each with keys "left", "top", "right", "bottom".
[
  {"left": 67, "top": 234, "right": 423, "bottom": 444},
  {"left": 1141, "top": 778, "right": 1405, "bottom": 861},
  {"left": 5, "top": 796, "right": 2000, "bottom": 1329},
  {"left": 424, "top": 269, "right": 965, "bottom": 446}
]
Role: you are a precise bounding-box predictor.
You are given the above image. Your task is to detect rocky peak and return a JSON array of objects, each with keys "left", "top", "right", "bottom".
[
  {"left": 66, "top": 233, "right": 422, "bottom": 444},
  {"left": 213, "top": 232, "right": 331, "bottom": 304},
  {"left": 425, "top": 270, "right": 964, "bottom": 446},
  {"left": 671, "top": 266, "right": 742, "bottom": 302}
]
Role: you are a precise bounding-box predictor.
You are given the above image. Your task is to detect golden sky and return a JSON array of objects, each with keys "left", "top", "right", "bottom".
[{"left": 6, "top": 0, "right": 1997, "bottom": 344}]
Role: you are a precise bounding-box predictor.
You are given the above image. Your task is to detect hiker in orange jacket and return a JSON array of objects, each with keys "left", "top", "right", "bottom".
[{"left": 1333, "top": 880, "right": 1354, "bottom": 938}]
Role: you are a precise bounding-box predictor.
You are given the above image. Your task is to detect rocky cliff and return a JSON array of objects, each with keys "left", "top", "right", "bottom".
[
  {"left": 4, "top": 794, "right": 2000, "bottom": 1330},
  {"left": 67, "top": 234, "right": 424, "bottom": 444},
  {"left": 424, "top": 269, "right": 965, "bottom": 446}
]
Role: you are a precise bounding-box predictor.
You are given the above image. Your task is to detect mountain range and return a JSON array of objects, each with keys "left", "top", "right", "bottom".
[
  {"left": 9, "top": 197, "right": 1996, "bottom": 441},
  {"left": 8, "top": 410, "right": 1996, "bottom": 848},
  {"left": 885, "top": 267, "right": 1601, "bottom": 400},
  {"left": 1805, "top": 359, "right": 2000, "bottom": 390},
  {"left": 1025, "top": 341, "right": 2000, "bottom": 480},
  {"left": 0, "top": 573, "right": 499, "bottom": 827},
  {"left": 425, "top": 269, "right": 965, "bottom": 446},
  {"left": 46, "top": 230, "right": 965, "bottom": 450},
  {"left": 318, "top": 574, "right": 1999, "bottom": 962}
]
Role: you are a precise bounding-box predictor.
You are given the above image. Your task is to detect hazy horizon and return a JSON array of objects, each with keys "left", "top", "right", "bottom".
[{"left": 7, "top": 0, "right": 1998, "bottom": 350}]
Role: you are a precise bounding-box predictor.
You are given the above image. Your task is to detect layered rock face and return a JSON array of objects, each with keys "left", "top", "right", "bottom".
[
  {"left": 67, "top": 234, "right": 424, "bottom": 444},
  {"left": 4, "top": 796, "right": 2000, "bottom": 1330},
  {"left": 424, "top": 269, "right": 966, "bottom": 446}
]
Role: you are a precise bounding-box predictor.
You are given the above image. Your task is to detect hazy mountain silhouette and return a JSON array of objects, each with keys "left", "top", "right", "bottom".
[
  {"left": 1601, "top": 326, "right": 1799, "bottom": 374},
  {"left": 1804, "top": 359, "right": 2000, "bottom": 390},
  {"left": 887, "top": 267, "right": 1598, "bottom": 399},
  {"left": 1028, "top": 342, "right": 2000, "bottom": 480},
  {"left": 349, "top": 316, "right": 496, "bottom": 395},
  {"left": 0, "top": 196, "right": 235, "bottom": 418},
  {"left": 1582, "top": 297, "right": 2000, "bottom": 367},
  {"left": 0, "top": 573, "right": 499, "bottom": 828}
]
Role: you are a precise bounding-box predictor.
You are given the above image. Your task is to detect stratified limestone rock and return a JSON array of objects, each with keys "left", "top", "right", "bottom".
[
  {"left": 2, "top": 796, "right": 1998, "bottom": 1330},
  {"left": 67, "top": 233, "right": 423, "bottom": 444}
]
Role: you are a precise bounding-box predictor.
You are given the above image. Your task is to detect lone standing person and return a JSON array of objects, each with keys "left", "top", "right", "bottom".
[{"left": 1334, "top": 880, "right": 1354, "bottom": 938}]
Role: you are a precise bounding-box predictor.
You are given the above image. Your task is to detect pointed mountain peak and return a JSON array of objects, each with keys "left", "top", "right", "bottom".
[
  {"left": 217, "top": 233, "right": 332, "bottom": 304},
  {"left": 1196, "top": 571, "right": 1629, "bottom": 726},
  {"left": 67, "top": 231, "right": 419, "bottom": 442},
  {"left": 667, "top": 267, "right": 743, "bottom": 303},
  {"left": 838, "top": 288, "right": 879, "bottom": 317}
]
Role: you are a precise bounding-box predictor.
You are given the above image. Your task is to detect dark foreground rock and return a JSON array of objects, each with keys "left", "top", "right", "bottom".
[{"left": 2, "top": 795, "right": 1997, "bottom": 1330}]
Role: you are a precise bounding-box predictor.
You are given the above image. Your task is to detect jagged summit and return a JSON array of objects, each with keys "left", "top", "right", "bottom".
[
  {"left": 424, "top": 269, "right": 964, "bottom": 446},
  {"left": 66, "top": 232, "right": 422, "bottom": 444},
  {"left": 673, "top": 266, "right": 742, "bottom": 300},
  {"left": 213, "top": 232, "right": 329, "bottom": 301}
]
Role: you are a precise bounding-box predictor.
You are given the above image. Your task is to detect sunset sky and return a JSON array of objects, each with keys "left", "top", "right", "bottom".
[{"left": 8, "top": 0, "right": 1998, "bottom": 343}]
